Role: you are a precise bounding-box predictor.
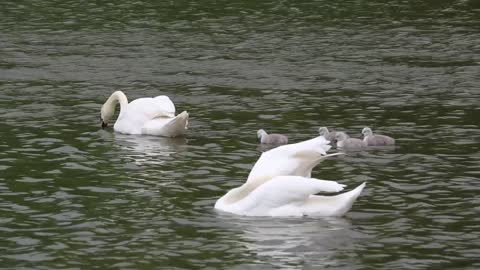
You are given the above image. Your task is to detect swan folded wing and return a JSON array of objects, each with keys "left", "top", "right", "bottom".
[
  {"left": 126, "top": 96, "right": 176, "bottom": 121},
  {"left": 301, "top": 182, "right": 366, "bottom": 216},
  {"left": 151, "top": 95, "right": 176, "bottom": 118},
  {"left": 237, "top": 176, "right": 345, "bottom": 216},
  {"left": 141, "top": 111, "right": 188, "bottom": 137}
]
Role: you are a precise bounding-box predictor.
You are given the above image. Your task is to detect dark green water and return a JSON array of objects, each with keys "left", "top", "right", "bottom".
[{"left": 1, "top": 0, "right": 479, "bottom": 269}]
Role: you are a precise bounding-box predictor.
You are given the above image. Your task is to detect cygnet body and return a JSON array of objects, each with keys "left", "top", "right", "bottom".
[
  {"left": 362, "top": 127, "right": 395, "bottom": 146},
  {"left": 335, "top": 132, "right": 366, "bottom": 149},
  {"left": 257, "top": 129, "right": 288, "bottom": 145}
]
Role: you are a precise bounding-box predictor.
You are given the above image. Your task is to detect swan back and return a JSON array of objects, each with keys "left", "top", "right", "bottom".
[
  {"left": 216, "top": 176, "right": 366, "bottom": 217},
  {"left": 215, "top": 176, "right": 345, "bottom": 216},
  {"left": 113, "top": 95, "right": 183, "bottom": 135},
  {"left": 152, "top": 95, "right": 176, "bottom": 117}
]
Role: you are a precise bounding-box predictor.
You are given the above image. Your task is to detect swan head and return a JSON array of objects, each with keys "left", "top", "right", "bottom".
[
  {"left": 257, "top": 129, "right": 267, "bottom": 140},
  {"left": 362, "top": 127, "right": 373, "bottom": 137},
  {"left": 335, "top": 131, "right": 349, "bottom": 142},
  {"left": 318, "top": 127, "right": 329, "bottom": 136},
  {"left": 100, "top": 102, "right": 115, "bottom": 129}
]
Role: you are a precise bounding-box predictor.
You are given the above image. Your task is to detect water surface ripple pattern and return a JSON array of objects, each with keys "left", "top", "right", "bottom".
[{"left": 1, "top": 0, "right": 479, "bottom": 269}]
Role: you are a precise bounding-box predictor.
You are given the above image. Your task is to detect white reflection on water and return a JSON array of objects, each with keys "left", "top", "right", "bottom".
[
  {"left": 218, "top": 215, "right": 360, "bottom": 269},
  {"left": 113, "top": 134, "right": 187, "bottom": 166}
]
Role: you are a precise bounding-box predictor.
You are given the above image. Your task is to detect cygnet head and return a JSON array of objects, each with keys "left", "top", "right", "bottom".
[
  {"left": 257, "top": 129, "right": 268, "bottom": 139},
  {"left": 362, "top": 127, "right": 373, "bottom": 137},
  {"left": 318, "top": 127, "right": 330, "bottom": 136},
  {"left": 335, "top": 131, "right": 349, "bottom": 142}
]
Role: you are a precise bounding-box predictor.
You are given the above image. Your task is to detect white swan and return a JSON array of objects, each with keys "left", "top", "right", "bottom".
[
  {"left": 215, "top": 136, "right": 366, "bottom": 217},
  {"left": 100, "top": 91, "right": 189, "bottom": 137}
]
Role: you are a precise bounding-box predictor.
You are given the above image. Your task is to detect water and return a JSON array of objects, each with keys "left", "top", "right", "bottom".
[{"left": 1, "top": 0, "right": 480, "bottom": 269}]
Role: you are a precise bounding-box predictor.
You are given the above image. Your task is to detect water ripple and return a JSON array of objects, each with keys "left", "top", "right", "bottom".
[{"left": 1, "top": 0, "right": 479, "bottom": 269}]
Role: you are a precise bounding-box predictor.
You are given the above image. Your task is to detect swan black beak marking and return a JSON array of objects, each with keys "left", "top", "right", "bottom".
[{"left": 101, "top": 121, "right": 108, "bottom": 129}]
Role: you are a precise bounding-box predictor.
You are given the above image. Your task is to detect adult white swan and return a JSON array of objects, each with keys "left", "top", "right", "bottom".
[
  {"left": 100, "top": 91, "right": 189, "bottom": 137},
  {"left": 215, "top": 136, "right": 366, "bottom": 217}
]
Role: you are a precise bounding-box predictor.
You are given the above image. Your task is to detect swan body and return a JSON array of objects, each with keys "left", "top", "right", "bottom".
[
  {"left": 362, "top": 127, "right": 395, "bottom": 146},
  {"left": 257, "top": 129, "right": 288, "bottom": 145},
  {"left": 318, "top": 127, "right": 337, "bottom": 144},
  {"left": 335, "top": 132, "right": 366, "bottom": 149},
  {"left": 100, "top": 91, "right": 188, "bottom": 137},
  {"left": 215, "top": 136, "right": 366, "bottom": 217}
]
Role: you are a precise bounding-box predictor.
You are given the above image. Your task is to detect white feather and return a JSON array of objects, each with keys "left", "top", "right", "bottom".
[
  {"left": 215, "top": 136, "right": 366, "bottom": 217},
  {"left": 101, "top": 91, "right": 188, "bottom": 137},
  {"left": 247, "top": 136, "right": 338, "bottom": 185}
]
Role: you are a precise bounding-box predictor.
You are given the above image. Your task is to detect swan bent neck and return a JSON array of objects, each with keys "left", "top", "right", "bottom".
[
  {"left": 101, "top": 91, "right": 129, "bottom": 124},
  {"left": 106, "top": 91, "right": 129, "bottom": 111},
  {"left": 215, "top": 181, "right": 260, "bottom": 212}
]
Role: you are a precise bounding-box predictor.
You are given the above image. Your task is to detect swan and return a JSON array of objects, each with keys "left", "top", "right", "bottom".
[
  {"left": 100, "top": 91, "right": 189, "bottom": 137},
  {"left": 215, "top": 136, "right": 366, "bottom": 217},
  {"left": 362, "top": 127, "right": 395, "bottom": 146},
  {"left": 318, "top": 127, "right": 337, "bottom": 144},
  {"left": 257, "top": 129, "right": 288, "bottom": 145},
  {"left": 335, "top": 132, "right": 367, "bottom": 149}
]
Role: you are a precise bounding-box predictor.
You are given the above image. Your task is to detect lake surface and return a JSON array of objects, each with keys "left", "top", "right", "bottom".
[{"left": 1, "top": 0, "right": 479, "bottom": 269}]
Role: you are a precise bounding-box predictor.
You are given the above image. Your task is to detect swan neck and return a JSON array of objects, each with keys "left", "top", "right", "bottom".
[
  {"left": 218, "top": 182, "right": 255, "bottom": 205},
  {"left": 111, "top": 91, "right": 128, "bottom": 109},
  {"left": 105, "top": 91, "right": 128, "bottom": 115}
]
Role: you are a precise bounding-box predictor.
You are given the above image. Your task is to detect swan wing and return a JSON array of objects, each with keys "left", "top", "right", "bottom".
[
  {"left": 142, "top": 111, "right": 189, "bottom": 137},
  {"left": 151, "top": 95, "right": 176, "bottom": 117},
  {"left": 126, "top": 95, "right": 176, "bottom": 119},
  {"left": 228, "top": 176, "right": 345, "bottom": 216},
  {"left": 247, "top": 136, "right": 339, "bottom": 185},
  {"left": 302, "top": 182, "right": 366, "bottom": 216},
  {"left": 114, "top": 96, "right": 178, "bottom": 134}
]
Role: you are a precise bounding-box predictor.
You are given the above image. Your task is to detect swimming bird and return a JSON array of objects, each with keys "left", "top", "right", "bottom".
[
  {"left": 215, "top": 136, "right": 366, "bottom": 217},
  {"left": 362, "top": 127, "right": 395, "bottom": 146},
  {"left": 335, "top": 132, "right": 366, "bottom": 149},
  {"left": 100, "top": 91, "right": 189, "bottom": 137},
  {"left": 318, "top": 127, "right": 337, "bottom": 144},
  {"left": 257, "top": 129, "right": 288, "bottom": 145}
]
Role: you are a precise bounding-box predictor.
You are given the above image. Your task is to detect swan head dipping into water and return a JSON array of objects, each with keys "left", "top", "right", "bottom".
[
  {"left": 101, "top": 91, "right": 128, "bottom": 129},
  {"left": 100, "top": 90, "right": 189, "bottom": 137}
]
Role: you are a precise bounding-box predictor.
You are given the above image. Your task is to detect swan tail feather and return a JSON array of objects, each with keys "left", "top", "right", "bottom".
[
  {"left": 303, "top": 182, "right": 366, "bottom": 216},
  {"left": 142, "top": 111, "right": 188, "bottom": 137}
]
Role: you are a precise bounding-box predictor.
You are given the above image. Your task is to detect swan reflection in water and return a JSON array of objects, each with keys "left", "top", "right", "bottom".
[
  {"left": 113, "top": 134, "right": 187, "bottom": 166},
  {"left": 215, "top": 214, "right": 363, "bottom": 268}
]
